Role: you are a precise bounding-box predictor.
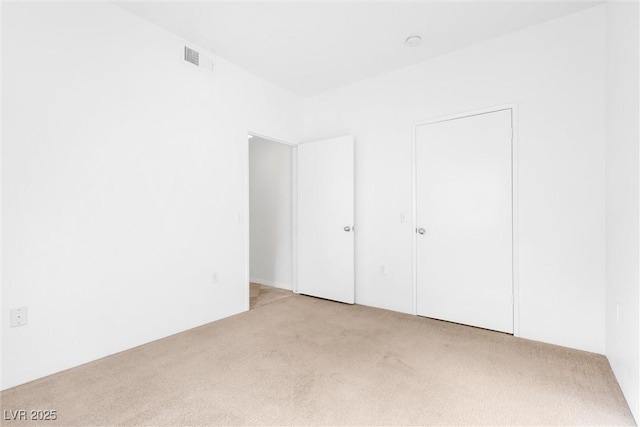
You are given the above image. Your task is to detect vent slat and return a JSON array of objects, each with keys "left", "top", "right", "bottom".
[{"left": 184, "top": 46, "right": 199, "bottom": 66}]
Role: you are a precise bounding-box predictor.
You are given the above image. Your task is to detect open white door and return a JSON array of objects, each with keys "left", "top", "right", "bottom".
[
  {"left": 297, "top": 135, "right": 354, "bottom": 304},
  {"left": 416, "top": 109, "right": 513, "bottom": 333}
]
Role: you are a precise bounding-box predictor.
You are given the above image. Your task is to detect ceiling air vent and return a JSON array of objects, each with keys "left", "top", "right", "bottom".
[{"left": 184, "top": 46, "right": 200, "bottom": 66}]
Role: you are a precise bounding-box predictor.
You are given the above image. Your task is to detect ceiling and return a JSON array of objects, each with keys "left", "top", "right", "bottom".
[{"left": 118, "top": 1, "right": 600, "bottom": 97}]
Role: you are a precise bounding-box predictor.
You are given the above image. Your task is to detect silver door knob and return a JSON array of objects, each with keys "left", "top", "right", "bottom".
[
  {"left": 417, "top": 228, "right": 426, "bottom": 235},
  {"left": 344, "top": 226, "right": 352, "bottom": 232}
]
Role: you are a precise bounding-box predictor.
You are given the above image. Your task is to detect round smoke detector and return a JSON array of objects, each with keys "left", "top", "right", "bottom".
[{"left": 405, "top": 35, "right": 422, "bottom": 47}]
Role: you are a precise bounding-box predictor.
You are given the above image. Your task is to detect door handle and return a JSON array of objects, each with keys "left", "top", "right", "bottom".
[
  {"left": 344, "top": 226, "right": 352, "bottom": 232},
  {"left": 417, "top": 228, "right": 426, "bottom": 235}
]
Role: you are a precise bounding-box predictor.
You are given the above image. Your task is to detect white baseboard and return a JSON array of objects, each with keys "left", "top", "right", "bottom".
[{"left": 250, "top": 277, "right": 292, "bottom": 291}]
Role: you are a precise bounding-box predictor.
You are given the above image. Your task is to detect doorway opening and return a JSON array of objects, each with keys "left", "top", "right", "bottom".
[{"left": 248, "top": 133, "right": 295, "bottom": 310}]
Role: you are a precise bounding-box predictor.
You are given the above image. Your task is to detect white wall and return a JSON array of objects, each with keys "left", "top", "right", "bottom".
[
  {"left": 4, "top": 0, "right": 635, "bottom": 404},
  {"left": 0, "top": 0, "right": 5, "bottom": 391},
  {"left": 304, "top": 6, "right": 607, "bottom": 354},
  {"left": 249, "top": 137, "right": 293, "bottom": 289},
  {"left": 2, "top": 2, "right": 302, "bottom": 389},
  {"left": 605, "top": 1, "right": 640, "bottom": 420}
]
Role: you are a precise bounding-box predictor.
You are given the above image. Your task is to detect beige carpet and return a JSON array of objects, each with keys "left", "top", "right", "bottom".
[
  {"left": 1, "top": 292, "right": 635, "bottom": 426},
  {"left": 250, "top": 283, "right": 293, "bottom": 309}
]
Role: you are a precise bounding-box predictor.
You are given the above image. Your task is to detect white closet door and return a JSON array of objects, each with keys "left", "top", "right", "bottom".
[
  {"left": 297, "top": 135, "right": 354, "bottom": 304},
  {"left": 416, "top": 109, "right": 513, "bottom": 333}
]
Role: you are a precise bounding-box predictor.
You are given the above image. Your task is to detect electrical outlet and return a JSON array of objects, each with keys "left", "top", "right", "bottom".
[
  {"left": 212, "top": 272, "right": 219, "bottom": 284},
  {"left": 400, "top": 211, "right": 409, "bottom": 223},
  {"left": 379, "top": 265, "right": 387, "bottom": 275},
  {"left": 10, "top": 307, "right": 28, "bottom": 327}
]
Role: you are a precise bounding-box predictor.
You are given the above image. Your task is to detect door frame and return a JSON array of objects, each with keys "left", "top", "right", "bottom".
[
  {"left": 245, "top": 129, "right": 299, "bottom": 312},
  {"left": 411, "top": 104, "right": 520, "bottom": 336}
]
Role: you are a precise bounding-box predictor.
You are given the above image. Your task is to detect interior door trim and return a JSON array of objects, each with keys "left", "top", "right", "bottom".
[{"left": 411, "top": 104, "right": 520, "bottom": 337}]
